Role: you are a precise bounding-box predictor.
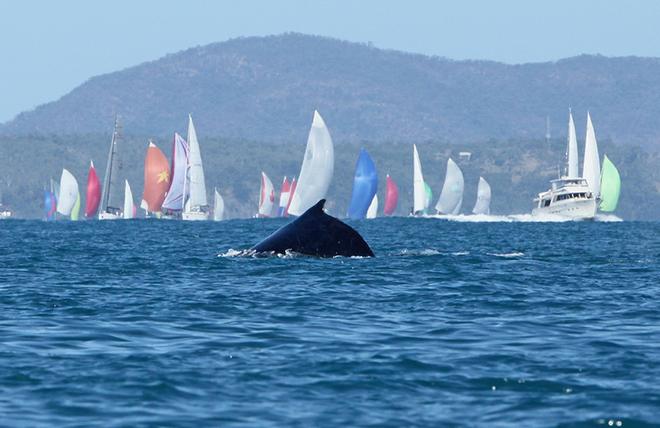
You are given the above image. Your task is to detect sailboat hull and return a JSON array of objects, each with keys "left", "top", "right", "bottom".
[
  {"left": 532, "top": 198, "right": 597, "bottom": 220},
  {"left": 99, "top": 212, "right": 122, "bottom": 220},
  {"left": 182, "top": 211, "right": 209, "bottom": 221}
]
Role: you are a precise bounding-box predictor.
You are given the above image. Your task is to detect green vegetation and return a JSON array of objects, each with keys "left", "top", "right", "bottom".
[
  {"left": 0, "top": 134, "right": 657, "bottom": 220},
  {"left": 3, "top": 33, "right": 660, "bottom": 151}
]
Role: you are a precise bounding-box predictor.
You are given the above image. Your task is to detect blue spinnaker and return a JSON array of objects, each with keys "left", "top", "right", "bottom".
[
  {"left": 44, "top": 190, "right": 56, "bottom": 221},
  {"left": 347, "top": 148, "right": 378, "bottom": 219}
]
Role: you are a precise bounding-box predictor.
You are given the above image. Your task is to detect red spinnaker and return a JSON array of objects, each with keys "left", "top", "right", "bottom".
[
  {"left": 85, "top": 161, "right": 101, "bottom": 217},
  {"left": 383, "top": 174, "right": 399, "bottom": 216}
]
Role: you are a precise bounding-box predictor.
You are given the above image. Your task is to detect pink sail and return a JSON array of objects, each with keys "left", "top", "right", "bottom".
[
  {"left": 383, "top": 174, "right": 399, "bottom": 216},
  {"left": 85, "top": 161, "right": 101, "bottom": 218}
]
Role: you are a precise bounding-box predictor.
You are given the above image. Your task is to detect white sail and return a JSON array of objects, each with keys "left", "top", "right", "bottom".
[
  {"left": 472, "top": 177, "right": 491, "bottom": 215},
  {"left": 583, "top": 112, "right": 601, "bottom": 197},
  {"left": 162, "top": 133, "right": 189, "bottom": 211},
  {"left": 123, "top": 180, "right": 134, "bottom": 219},
  {"left": 366, "top": 194, "right": 378, "bottom": 219},
  {"left": 287, "top": 110, "right": 334, "bottom": 216},
  {"left": 258, "top": 172, "right": 275, "bottom": 217},
  {"left": 56, "top": 169, "right": 79, "bottom": 217},
  {"left": 567, "top": 110, "right": 579, "bottom": 178},
  {"left": 413, "top": 144, "right": 426, "bottom": 214},
  {"left": 435, "top": 158, "right": 464, "bottom": 214},
  {"left": 214, "top": 188, "right": 225, "bottom": 221},
  {"left": 184, "top": 115, "right": 208, "bottom": 210}
]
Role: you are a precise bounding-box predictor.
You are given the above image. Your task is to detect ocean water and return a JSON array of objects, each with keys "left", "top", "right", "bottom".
[{"left": 1, "top": 218, "right": 659, "bottom": 427}]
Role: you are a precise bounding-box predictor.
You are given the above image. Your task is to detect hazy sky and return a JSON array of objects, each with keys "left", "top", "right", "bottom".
[{"left": 2, "top": 0, "right": 660, "bottom": 122}]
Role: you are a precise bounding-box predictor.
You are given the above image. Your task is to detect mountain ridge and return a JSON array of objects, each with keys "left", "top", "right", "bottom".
[{"left": 3, "top": 33, "right": 660, "bottom": 149}]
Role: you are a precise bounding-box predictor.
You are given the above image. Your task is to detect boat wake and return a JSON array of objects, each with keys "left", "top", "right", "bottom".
[
  {"left": 594, "top": 214, "right": 623, "bottom": 222},
  {"left": 425, "top": 213, "right": 623, "bottom": 222}
]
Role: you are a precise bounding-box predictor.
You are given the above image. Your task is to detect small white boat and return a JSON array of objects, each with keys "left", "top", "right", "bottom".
[
  {"left": 182, "top": 115, "right": 209, "bottom": 221},
  {"left": 412, "top": 144, "right": 426, "bottom": 215},
  {"left": 0, "top": 191, "right": 12, "bottom": 219},
  {"left": 287, "top": 111, "right": 334, "bottom": 216},
  {"left": 123, "top": 180, "right": 135, "bottom": 219},
  {"left": 99, "top": 118, "right": 123, "bottom": 220},
  {"left": 366, "top": 194, "right": 378, "bottom": 219},
  {"left": 213, "top": 188, "right": 225, "bottom": 221},
  {"left": 258, "top": 172, "right": 275, "bottom": 217},
  {"left": 532, "top": 110, "right": 597, "bottom": 220},
  {"left": 435, "top": 158, "right": 464, "bottom": 215},
  {"left": 472, "top": 177, "right": 491, "bottom": 215},
  {"left": 57, "top": 168, "right": 80, "bottom": 220}
]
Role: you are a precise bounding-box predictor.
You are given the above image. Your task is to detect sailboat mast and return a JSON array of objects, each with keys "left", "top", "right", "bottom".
[{"left": 100, "top": 116, "right": 120, "bottom": 212}]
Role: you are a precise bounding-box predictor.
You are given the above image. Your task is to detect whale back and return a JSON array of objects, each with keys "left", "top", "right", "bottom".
[{"left": 252, "top": 199, "right": 374, "bottom": 257}]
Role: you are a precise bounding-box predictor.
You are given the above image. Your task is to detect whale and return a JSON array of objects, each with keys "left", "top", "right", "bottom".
[{"left": 251, "top": 199, "right": 375, "bottom": 257}]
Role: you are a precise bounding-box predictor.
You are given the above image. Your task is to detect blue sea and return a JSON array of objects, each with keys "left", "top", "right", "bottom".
[{"left": 1, "top": 218, "right": 659, "bottom": 427}]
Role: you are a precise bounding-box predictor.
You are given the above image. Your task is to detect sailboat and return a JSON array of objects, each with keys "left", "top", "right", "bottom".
[
  {"left": 0, "top": 190, "right": 11, "bottom": 219},
  {"left": 161, "top": 132, "right": 189, "bottom": 218},
  {"left": 347, "top": 148, "right": 378, "bottom": 220},
  {"left": 412, "top": 144, "right": 426, "bottom": 215},
  {"left": 366, "top": 195, "right": 378, "bottom": 219},
  {"left": 182, "top": 115, "right": 209, "bottom": 220},
  {"left": 123, "top": 180, "right": 135, "bottom": 219},
  {"left": 71, "top": 194, "right": 81, "bottom": 221},
  {"left": 56, "top": 169, "right": 80, "bottom": 220},
  {"left": 213, "top": 188, "right": 225, "bottom": 221},
  {"left": 599, "top": 155, "right": 621, "bottom": 212},
  {"left": 424, "top": 182, "right": 433, "bottom": 213},
  {"left": 85, "top": 161, "right": 101, "bottom": 218},
  {"left": 141, "top": 141, "right": 171, "bottom": 215},
  {"left": 258, "top": 172, "right": 275, "bottom": 217},
  {"left": 472, "top": 177, "right": 491, "bottom": 215},
  {"left": 383, "top": 174, "right": 399, "bottom": 216},
  {"left": 285, "top": 177, "right": 297, "bottom": 216},
  {"left": 277, "top": 177, "right": 292, "bottom": 217},
  {"left": 533, "top": 110, "right": 598, "bottom": 219},
  {"left": 287, "top": 110, "right": 334, "bottom": 216},
  {"left": 52, "top": 179, "right": 60, "bottom": 206},
  {"left": 44, "top": 180, "right": 57, "bottom": 221},
  {"left": 99, "top": 118, "right": 123, "bottom": 220},
  {"left": 435, "top": 158, "right": 464, "bottom": 215}
]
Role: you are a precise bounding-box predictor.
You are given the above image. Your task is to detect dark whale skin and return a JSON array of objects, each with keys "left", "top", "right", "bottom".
[{"left": 251, "top": 199, "right": 375, "bottom": 257}]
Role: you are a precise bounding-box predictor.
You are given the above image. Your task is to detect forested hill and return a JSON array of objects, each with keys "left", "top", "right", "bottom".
[{"left": 2, "top": 33, "right": 660, "bottom": 149}]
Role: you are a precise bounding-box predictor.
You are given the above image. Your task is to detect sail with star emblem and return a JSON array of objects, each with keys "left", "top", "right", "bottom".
[{"left": 141, "top": 141, "right": 171, "bottom": 213}]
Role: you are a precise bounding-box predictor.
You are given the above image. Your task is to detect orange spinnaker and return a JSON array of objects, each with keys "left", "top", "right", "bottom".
[{"left": 142, "top": 142, "right": 171, "bottom": 212}]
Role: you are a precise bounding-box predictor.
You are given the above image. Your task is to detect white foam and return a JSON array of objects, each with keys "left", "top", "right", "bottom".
[
  {"left": 595, "top": 214, "right": 623, "bottom": 222},
  {"left": 424, "top": 212, "right": 621, "bottom": 223},
  {"left": 488, "top": 252, "right": 525, "bottom": 258}
]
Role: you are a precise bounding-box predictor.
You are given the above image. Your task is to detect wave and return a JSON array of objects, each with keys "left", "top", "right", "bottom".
[
  {"left": 394, "top": 249, "right": 470, "bottom": 257},
  {"left": 487, "top": 251, "right": 525, "bottom": 258}
]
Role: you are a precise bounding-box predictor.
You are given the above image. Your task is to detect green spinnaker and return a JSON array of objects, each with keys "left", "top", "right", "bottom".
[
  {"left": 71, "top": 193, "right": 81, "bottom": 221},
  {"left": 424, "top": 182, "right": 433, "bottom": 213},
  {"left": 599, "top": 155, "right": 621, "bottom": 212}
]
